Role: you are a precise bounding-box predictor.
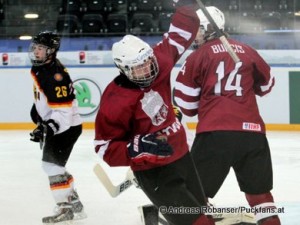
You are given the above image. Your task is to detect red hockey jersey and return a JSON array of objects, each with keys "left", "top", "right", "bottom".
[
  {"left": 174, "top": 38, "right": 274, "bottom": 134},
  {"left": 94, "top": 5, "right": 199, "bottom": 171}
]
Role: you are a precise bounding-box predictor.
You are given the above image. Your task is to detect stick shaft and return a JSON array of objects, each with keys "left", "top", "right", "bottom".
[{"left": 195, "top": 0, "right": 240, "bottom": 63}]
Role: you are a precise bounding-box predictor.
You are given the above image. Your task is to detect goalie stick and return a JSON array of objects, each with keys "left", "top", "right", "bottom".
[
  {"left": 195, "top": 0, "right": 240, "bottom": 63},
  {"left": 93, "top": 164, "right": 134, "bottom": 197}
]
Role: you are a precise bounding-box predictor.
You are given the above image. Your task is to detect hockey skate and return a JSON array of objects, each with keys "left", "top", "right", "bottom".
[
  {"left": 42, "top": 203, "right": 74, "bottom": 224},
  {"left": 69, "top": 190, "right": 87, "bottom": 220},
  {"left": 139, "top": 204, "right": 172, "bottom": 225},
  {"left": 138, "top": 204, "right": 159, "bottom": 225},
  {"left": 213, "top": 212, "right": 256, "bottom": 225}
]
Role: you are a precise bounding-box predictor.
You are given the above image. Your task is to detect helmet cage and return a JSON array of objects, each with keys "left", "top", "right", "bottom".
[{"left": 120, "top": 55, "right": 159, "bottom": 87}]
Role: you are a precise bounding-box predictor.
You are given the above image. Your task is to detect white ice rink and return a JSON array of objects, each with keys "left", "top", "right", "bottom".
[{"left": 0, "top": 129, "right": 299, "bottom": 225}]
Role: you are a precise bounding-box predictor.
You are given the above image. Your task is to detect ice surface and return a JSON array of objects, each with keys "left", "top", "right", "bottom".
[{"left": 0, "top": 130, "right": 299, "bottom": 225}]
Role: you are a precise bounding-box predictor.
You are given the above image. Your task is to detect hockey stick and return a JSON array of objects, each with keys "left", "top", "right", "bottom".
[
  {"left": 93, "top": 164, "right": 134, "bottom": 197},
  {"left": 40, "top": 123, "right": 47, "bottom": 150},
  {"left": 195, "top": 0, "right": 240, "bottom": 63}
]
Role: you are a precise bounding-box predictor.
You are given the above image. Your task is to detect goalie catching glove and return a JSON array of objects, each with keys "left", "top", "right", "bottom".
[
  {"left": 128, "top": 133, "right": 173, "bottom": 165},
  {"left": 30, "top": 119, "right": 59, "bottom": 142}
]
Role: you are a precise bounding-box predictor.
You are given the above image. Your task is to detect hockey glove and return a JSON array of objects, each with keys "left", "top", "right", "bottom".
[
  {"left": 128, "top": 133, "right": 173, "bottom": 165},
  {"left": 30, "top": 123, "right": 43, "bottom": 142},
  {"left": 173, "top": 105, "right": 183, "bottom": 122},
  {"left": 42, "top": 119, "right": 59, "bottom": 138}
]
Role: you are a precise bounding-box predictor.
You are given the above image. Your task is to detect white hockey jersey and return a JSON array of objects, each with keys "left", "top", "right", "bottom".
[{"left": 31, "top": 59, "right": 81, "bottom": 134}]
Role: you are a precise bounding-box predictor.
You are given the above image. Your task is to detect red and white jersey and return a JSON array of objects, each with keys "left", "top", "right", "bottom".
[
  {"left": 94, "top": 6, "right": 199, "bottom": 171},
  {"left": 174, "top": 38, "right": 274, "bottom": 134}
]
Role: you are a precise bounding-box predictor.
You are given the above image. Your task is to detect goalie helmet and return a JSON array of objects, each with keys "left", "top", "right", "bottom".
[
  {"left": 112, "top": 35, "right": 159, "bottom": 87},
  {"left": 29, "top": 31, "right": 60, "bottom": 66}
]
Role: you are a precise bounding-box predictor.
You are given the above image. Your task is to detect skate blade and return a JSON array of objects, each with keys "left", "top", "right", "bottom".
[
  {"left": 43, "top": 220, "right": 74, "bottom": 225},
  {"left": 73, "top": 211, "right": 87, "bottom": 220}
]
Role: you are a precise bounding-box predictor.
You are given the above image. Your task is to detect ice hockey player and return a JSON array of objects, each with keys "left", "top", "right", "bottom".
[
  {"left": 93, "top": 1, "right": 216, "bottom": 225},
  {"left": 174, "top": 6, "right": 281, "bottom": 225},
  {"left": 29, "top": 31, "right": 86, "bottom": 224}
]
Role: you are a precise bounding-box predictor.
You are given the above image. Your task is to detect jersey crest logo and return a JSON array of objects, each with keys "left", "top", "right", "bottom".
[
  {"left": 54, "top": 73, "right": 63, "bottom": 81},
  {"left": 140, "top": 89, "right": 168, "bottom": 126}
]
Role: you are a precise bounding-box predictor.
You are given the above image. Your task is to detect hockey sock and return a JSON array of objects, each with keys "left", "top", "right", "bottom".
[
  {"left": 245, "top": 192, "right": 281, "bottom": 225},
  {"left": 192, "top": 214, "right": 215, "bottom": 225},
  {"left": 49, "top": 172, "right": 74, "bottom": 203},
  {"left": 257, "top": 215, "right": 281, "bottom": 225}
]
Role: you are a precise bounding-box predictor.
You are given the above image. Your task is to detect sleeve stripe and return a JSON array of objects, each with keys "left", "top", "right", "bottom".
[
  {"left": 94, "top": 139, "right": 110, "bottom": 159},
  {"left": 260, "top": 75, "right": 274, "bottom": 92},
  {"left": 175, "top": 81, "right": 201, "bottom": 96},
  {"left": 168, "top": 38, "right": 185, "bottom": 55},
  {"left": 174, "top": 96, "right": 199, "bottom": 110},
  {"left": 169, "top": 23, "right": 192, "bottom": 41},
  {"left": 167, "top": 24, "right": 193, "bottom": 55}
]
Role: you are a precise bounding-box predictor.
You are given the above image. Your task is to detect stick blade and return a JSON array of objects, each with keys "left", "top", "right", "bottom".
[
  {"left": 93, "top": 164, "right": 119, "bottom": 197},
  {"left": 93, "top": 164, "right": 133, "bottom": 198}
]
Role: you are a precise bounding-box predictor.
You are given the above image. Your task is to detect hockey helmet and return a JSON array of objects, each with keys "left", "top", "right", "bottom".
[
  {"left": 29, "top": 31, "right": 60, "bottom": 66},
  {"left": 193, "top": 6, "right": 225, "bottom": 49},
  {"left": 112, "top": 35, "right": 159, "bottom": 87},
  {"left": 197, "top": 6, "right": 225, "bottom": 32}
]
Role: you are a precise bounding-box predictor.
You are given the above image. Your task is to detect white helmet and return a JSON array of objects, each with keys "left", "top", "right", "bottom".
[
  {"left": 112, "top": 35, "right": 159, "bottom": 87},
  {"left": 196, "top": 6, "right": 225, "bottom": 32}
]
